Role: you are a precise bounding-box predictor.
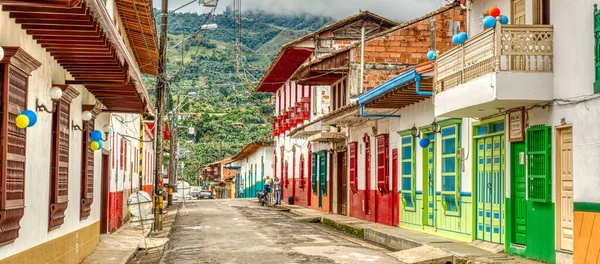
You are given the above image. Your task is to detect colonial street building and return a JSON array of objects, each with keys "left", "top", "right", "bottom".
[
  {"left": 227, "top": 137, "right": 274, "bottom": 199},
  {"left": 0, "top": 0, "right": 158, "bottom": 263},
  {"left": 256, "top": 11, "right": 399, "bottom": 213},
  {"left": 288, "top": 3, "right": 466, "bottom": 227}
]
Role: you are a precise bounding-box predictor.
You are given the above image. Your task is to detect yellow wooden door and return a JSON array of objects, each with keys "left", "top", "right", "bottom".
[
  {"left": 557, "top": 127, "right": 573, "bottom": 251},
  {"left": 512, "top": 0, "right": 526, "bottom": 25}
]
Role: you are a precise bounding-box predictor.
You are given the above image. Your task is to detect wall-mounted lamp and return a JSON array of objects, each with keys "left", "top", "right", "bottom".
[
  {"left": 36, "top": 86, "right": 63, "bottom": 113},
  {"left": 101, "top": 124, "right": 110, "bottom": 141},
  {"left": 431, "top": 119, "right": 441, "bottom": 134},
  {"left": 72, "top": 110, "right": 92, "bottom": 131},
  {"left": 410, "top": 124, "right": 421, "bottom": 138}
]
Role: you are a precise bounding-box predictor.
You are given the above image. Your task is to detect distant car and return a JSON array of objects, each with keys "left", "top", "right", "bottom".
[{"left": 198, "top": 191, "right": 214, "bottom": 199}]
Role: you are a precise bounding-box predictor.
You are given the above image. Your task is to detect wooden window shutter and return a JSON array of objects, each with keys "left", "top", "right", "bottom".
[
  {"left": 319, "top": 151, "right": 327, "bottom": 196},
  {"left": 376, "top": 134, "right": 389, "bottom": 194},
  {"left": 0, "top": 47, "right": 40, "bottom": 244},
  {"left": 595, "top": 5, "right": 600, "bottom": 93},
  {"left": 49, "top": 86, "right": 79, "bottom": 230},
  {"left": 349, "top": 142, "right": 358, "bottom": 193},
  {"left": 80, "top": 104, "right": 101, "bottom": 220},
  {"left": 526, "top": 125, "right": 552, "bottom": 203},
  {"left": 311, "top": 152, "right": 317, "bottom": 195}
]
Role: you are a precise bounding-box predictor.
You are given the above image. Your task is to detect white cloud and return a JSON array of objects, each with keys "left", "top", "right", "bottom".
[{"left": 154, "top": 0, "right": 447, "bottom": 21}]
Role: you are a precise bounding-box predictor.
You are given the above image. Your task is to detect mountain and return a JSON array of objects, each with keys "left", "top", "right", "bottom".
[{"left": 145, "top": 9, "right": 333, "bottom": 182}]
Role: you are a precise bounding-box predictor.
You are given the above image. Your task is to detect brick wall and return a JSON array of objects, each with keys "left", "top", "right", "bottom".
[{"left": 353, "top": 6, "right": 467, "bottom": 92}]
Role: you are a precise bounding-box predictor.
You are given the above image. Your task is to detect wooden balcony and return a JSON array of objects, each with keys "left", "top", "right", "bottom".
[{"left": 434, "top": 24, "right": 554, "bottom": 118}]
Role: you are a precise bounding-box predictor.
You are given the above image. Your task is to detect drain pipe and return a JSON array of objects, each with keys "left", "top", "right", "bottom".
[
  {"left": 415, "top": 74, "right": 433, "bottom": 96},
  {"left": 360, "top": 23, "right": 365, "bottom": 94},
  {"left": 359, "top": 104, "right": 401, "bottom": 118}
]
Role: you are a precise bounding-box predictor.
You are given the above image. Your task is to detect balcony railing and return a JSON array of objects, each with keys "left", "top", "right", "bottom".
[{"left": 436, "top": 24, "right": 553, "bottom": 92}]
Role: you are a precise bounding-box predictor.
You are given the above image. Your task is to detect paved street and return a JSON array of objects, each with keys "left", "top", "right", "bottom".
[{"left": 160, "top": 199, "right": 399, "bottom": 264}]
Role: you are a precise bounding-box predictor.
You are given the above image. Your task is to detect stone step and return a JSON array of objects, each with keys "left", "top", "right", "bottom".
[{"left": 388, "top": 245, "right": 454, "bottom": 264}]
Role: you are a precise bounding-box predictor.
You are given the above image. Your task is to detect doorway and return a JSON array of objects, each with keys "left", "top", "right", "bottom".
[
  {"left": 510, "top": 141, "right": 527, "bottom": 245},
  {"left": 392, "top": 148, "right": 399, "bottom": 226},
  {"left": 337, "top": 151, "right": 347, "bottom": 215},
  {"left": 422, "top": 133, "right": 436, "bottom": 228},
  {"left": 100, "top": 153, "right": 110, "bottom": 234},
  {"left": 475, "top": 120, "right": 505, "bottom": 244},
  {"left": 556, "top": 126, "right": 573, "bottom": 252},
  {"left": 363, "top": 134, "right": 372, "bottom": 216}
]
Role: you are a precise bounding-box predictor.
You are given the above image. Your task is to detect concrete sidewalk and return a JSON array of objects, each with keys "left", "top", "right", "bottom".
[
  {"left": 279, "top": 205, "right": 542, "bottom": 264},
  {"left": 82, "top": 209, "right": 173, "bottom": 264}
]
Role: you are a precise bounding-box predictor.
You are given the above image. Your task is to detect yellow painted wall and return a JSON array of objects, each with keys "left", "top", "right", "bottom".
[
  {"left": 574, "top": 211, "right": 600, "bottom": 264},
  {"left": 0, "top": 222, "right": 100, "bottom": 264}
]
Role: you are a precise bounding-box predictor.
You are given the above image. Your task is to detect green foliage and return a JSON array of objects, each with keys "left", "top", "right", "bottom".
[{"left": 146, "top": 9, "right": 331, "bottom": 184}]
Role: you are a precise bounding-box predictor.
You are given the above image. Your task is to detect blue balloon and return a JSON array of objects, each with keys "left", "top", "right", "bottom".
[
  {"left": 419, "top": 138, "right": 431, "bottom": 148},
  {"left": 452, "top": 34, "right": 460, "bottom": 45},
  {"left": 21, "top": 110, "right": 37, "bottom": 127},
  {"left": 499, "top": 15, "right": 509, "bottom": 25},
  {"left": 427, "top": 50, "right": 436, "bottom": 61},
  {"left": 97, "top": 140, "right": 103, "bottom": 150},
  {"left": 457, "top": 32, "right": 468, "bottom": 43},
  {"left": 90, "top": 130, "right": 103, "bottom": 142},
  {"left": 483, "top": 16, "right": 497, "bottom": 29}
]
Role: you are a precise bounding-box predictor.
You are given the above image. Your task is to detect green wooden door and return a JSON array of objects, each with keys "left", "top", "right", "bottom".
[
  {"left": 318, "top": 151, "right": 327, "bottom": 208},
  {"left": 511, "top": 141, "right": 527, "bottom": 245},
  {"left": 476, "top": 122, "right": 505, "bottom": 244},
  {"left": 423, "top": 133, "right": 436, "bottom": 227}
]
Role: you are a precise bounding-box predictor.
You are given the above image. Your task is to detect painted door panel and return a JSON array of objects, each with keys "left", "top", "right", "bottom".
[
  {"left": 423, "top": 133, "right": 436, "bottom": 227},
  {"left": 476, "top": 134, "right": 505, "bottom": 244},
  {"left": 511, "top": 142, "right": 527, "bottom": 245},
  {"left": 392, "top": 148, "right": 399, "bottom": 226},
  {"left": 559, "top": 127, "right": 574, "bottom": 251}
]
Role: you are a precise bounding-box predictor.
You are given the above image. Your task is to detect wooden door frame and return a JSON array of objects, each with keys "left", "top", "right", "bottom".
[
  {"left": 555, "top": 124, "right": 572, "bottom": 251},
  {"left": 336, "top": 150, "right": 347, "bottom": 215}
]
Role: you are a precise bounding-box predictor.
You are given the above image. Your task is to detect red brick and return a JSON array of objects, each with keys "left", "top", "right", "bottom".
[
  {"left": 364, "top": 46, "right": 375, "bottom": 52},
  {"left": 375, "top": 47, "right": 385, "bottom": 52},
  {"left": 411, "top": 53, "right": 422, "bottom": 59}
]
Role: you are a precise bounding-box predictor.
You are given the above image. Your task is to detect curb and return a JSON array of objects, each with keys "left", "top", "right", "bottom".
[{"left": 321, "top": 217, "right": 365, "bottom": 238}]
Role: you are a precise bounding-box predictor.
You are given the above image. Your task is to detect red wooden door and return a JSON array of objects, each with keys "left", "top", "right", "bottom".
[
  {"left": 292, "top": 154, "right": 296, "bottom": 203},
  {"left": 307, "top": 144, "right": 312, "bottom": 207},
  {"left": 392, "top": 148, "right": 400, "bottom": 226},
  {"left": 363, "top": 134, "right": 372, "bottom": 217}
]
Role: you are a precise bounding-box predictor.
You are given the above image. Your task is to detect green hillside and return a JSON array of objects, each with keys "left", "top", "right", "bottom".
[{"left": 146, "top": 9, "right": 333, "bottom": 182}]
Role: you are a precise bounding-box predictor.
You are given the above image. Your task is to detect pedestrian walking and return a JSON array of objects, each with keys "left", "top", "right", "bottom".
[
  {"left": 273, "top": 176, "right": 282, "bottom": 205},
  {"left": 263, "top": 176, "right": 272, "bottom": 205}
]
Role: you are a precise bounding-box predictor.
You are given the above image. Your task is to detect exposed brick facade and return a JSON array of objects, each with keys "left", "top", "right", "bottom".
[{"left": 352, "top": 6, "right": 467, "bottom": 92}]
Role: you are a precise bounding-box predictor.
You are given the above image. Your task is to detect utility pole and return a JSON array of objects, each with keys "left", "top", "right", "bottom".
[
  {"left": 168, "top": 95, "right": 180, "bottom": 206},
  {"left": 153, "top": 0, "right": 168, "bottom": 231}
]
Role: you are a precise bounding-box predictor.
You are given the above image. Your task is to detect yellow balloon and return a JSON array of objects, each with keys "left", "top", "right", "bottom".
[
  {"left": 15, "top": 114, "right": 29, "bottom": 129},
  {"left": 90, "top": 141, "right": 100, "bottom": 150}
]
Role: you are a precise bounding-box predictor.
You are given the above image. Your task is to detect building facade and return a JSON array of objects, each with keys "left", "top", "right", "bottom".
[
  {"left": 250, "top": 0, "right": 600, "bottom": 263},
  {"left": 0, "top": 0, "right": 157, "bottom": 262},
  {"left": 257, "top": 11, "right": 399, "bottom": 213}
]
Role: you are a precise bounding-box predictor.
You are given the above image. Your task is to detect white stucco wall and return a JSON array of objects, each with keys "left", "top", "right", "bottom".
[{"left": 240, "top": 146, "right": 274, "bottom": 190}]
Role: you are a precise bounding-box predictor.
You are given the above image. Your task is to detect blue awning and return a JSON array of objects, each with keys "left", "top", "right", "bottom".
[{"left": 357, "top": 68, "right": 417, "bottom": 106}]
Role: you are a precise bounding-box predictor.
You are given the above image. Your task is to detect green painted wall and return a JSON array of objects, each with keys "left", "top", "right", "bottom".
[
  {"left": 400, "top": 194, "right": 473, "bottom": 241},
  {"left": 506, "top": 198, "right": 556, "bottom": 263}
]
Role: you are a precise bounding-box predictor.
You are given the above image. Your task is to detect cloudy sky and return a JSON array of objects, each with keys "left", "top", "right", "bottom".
[{"left": 154, "top": 0, "right": 447, "bottom": 21}]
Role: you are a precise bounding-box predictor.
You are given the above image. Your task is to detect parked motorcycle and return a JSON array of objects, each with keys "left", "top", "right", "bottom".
[{"left": 257, "top": 191, "right": 267, "bottom": 206}]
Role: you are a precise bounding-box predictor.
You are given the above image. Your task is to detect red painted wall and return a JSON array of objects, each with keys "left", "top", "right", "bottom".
[
  {"left": 290, "top": 179, "right": 309, "bottom": 207},
  {"left": 350, "top": 190, "right": 366, "bottom": 220},
  {"left": 142, "top": 185, "right": 153, "bottom": 197},
  {"left": 108, "top": 191, "right": 124, "bottom": 232},
  {"left": 375, "top": 192, "right": 393, "bottom": 226}
]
